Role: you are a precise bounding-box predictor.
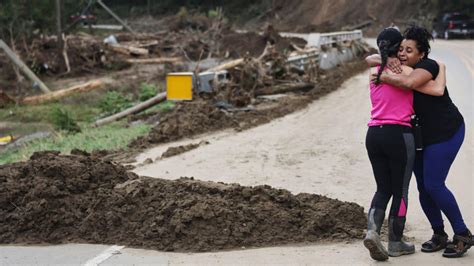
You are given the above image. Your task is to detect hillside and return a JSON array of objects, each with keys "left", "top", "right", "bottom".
[{"left": 240, "top": 0, "right": 437, "bottom": 35}]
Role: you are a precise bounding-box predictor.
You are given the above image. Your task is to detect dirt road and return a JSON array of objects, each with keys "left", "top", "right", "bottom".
[
  {"left": 1, "top": 40, "right": 472, "bottom": 265},
  {"left": 133, "top": 39, "right": 472, "bottom": 264}
]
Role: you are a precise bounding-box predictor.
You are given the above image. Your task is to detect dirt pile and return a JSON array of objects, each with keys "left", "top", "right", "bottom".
[{"left": 0, "top": 151, "right": 366, "bottom": 251}]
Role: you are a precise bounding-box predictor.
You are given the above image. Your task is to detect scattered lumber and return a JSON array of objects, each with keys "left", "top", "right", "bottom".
[
  {"left": 94, "top": 92, "right": 167, "bottom": 127},
  {"left": 206, "top": 58, "right": 244, "bottom": 72},
  {"left": 121, "top": 40, "right": 159, "bottom": 48},
  {"left": 106, "top": 44, "right": 149, "bottom": 56},
  {"left": 125, "top": 57, "right": 181, "bottom": 64},
  {"left": 21, "top": 80, "right": 104, "bottom": 105}
]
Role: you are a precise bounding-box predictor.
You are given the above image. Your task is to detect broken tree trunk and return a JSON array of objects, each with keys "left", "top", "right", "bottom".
[
  {"left": 206, "top": 58, "right": 244, "bottom": 72},
  {"left": 94, "top": 92, "right": 167, "bottom": 127},
  {"left": 125, "top": 57, "right": 181, "bottom": 64},
  {"left": 106, "top": 44, "right": 149, "bottom": 56},
  {"left": 0, "top": 39, "right": 51, "bottom": 94},
  {"left": 255, "top": 83, "right": 314, "bottom": 96},
  {"left": 22, "top": 80, "right": 104, "bottom": 105}
]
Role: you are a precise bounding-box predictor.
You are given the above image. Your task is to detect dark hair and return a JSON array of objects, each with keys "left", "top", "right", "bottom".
[
  {"left": 403, "top": 25, "right": 433, "bottom": 59},
  {"left": 375, "top": 28, "right": 402, "bottom": 84}
]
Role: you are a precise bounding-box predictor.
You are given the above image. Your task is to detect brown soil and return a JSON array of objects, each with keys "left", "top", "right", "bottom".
[
  {"left": 220, "top": 26, "right": 307, "bottom": 58},
  {"left": 161, "top": 141, "right": 209, "bottom": 159},
  {"left": 247, "top": 0, "right": 436, "bottom": 35},
  {"left": 0, "top": 150, "right": 366, "bottom": 252}
]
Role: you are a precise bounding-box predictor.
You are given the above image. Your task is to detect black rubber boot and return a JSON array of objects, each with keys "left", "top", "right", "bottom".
[
  {"left": 363, "top": 208, "right": 389, "bottom": 261},
  {"left": 388, "top": 216, "right": 415, "bottom": 257}
]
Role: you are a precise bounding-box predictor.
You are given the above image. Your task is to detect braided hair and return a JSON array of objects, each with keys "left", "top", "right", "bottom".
[
  {"left": 375, "top": 28, "right": 403, "bottom": 85},
  {"left": 404, "top": 25, "right": 434, "bottom": 59}
]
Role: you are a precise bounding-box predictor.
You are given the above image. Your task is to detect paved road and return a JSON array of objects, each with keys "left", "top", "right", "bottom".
[{"left": 1, "top": 39, "right": 472, "bottom": 265}]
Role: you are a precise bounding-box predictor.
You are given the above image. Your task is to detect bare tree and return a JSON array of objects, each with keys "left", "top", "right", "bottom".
[{"left": 55, "top": 0, "right": 64, "bottom": 53}]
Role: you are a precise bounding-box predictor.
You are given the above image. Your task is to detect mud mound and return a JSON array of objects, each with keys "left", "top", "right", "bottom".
[
  {"left": 0, "top": 151, "right": 366, "bottom": 251},
  {"left": 220, "top": 26, "right": 307, "bottom": 58},
  {"left": 132, "top": 101, "right": 237, "bottom": 148}
]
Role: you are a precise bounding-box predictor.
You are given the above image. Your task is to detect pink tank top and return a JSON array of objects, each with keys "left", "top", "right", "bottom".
[{"left": 368, "top": 69, "right": 414, "bottom": 127}]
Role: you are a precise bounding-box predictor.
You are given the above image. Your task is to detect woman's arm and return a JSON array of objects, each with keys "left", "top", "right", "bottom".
[
  {"left": 365, "top": 54, "right": 402, "bottom": 73},
  {"left": 365, "top": 54, "right": 381, "bottom": 67},
  {"left": 377, "top": 63, "right": 446, "bottom": 96}
]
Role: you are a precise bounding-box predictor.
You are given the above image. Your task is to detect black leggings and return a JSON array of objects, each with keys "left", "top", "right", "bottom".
[{"left": 366, "top": 125, "right": 415, "bottom": 217}]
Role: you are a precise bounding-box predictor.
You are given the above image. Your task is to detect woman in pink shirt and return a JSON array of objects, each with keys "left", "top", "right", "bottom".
[{"left": 363, "top": 28, "right": 446, "bottom": 261}]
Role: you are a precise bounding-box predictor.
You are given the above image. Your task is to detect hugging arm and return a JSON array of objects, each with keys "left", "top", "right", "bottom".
[
  {"left": 365, "top": 54, "right": 381, "bottom": 66},
  {"left": 365, "top": 54, "right": 402, "bottom": 73},
  {"left": 379, "top": 63, "right": 446, "bottom": 96}
]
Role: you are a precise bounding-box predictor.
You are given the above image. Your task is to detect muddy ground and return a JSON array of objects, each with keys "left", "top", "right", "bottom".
[
  {"left": 0, "top": 150, "right": 366, "bottom": 252},
  {"left": 130, "top": 59, "right": 368, "bottom": 150}
]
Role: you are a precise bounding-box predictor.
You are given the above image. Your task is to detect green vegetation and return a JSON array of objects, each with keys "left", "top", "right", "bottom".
[
  {"left": 0, "top": 103, "right": 101, "bottom": 123},
  {"left": 98, "top": 90, "right": 133, "bottom": 116},
  {"left": 139, "top": 83, "right": 158, "bottom": 101},
  {"left": 50, "top": 106, "right": 81, "bottom": 133},
  {"left": 0, "top": 122, "right": 151, "bottom": 165}
]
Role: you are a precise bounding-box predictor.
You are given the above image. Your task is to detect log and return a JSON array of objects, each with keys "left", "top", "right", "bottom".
[
  {"left": 94, "top": 92, "right": 167, "bottom": 127},
  {"left": 255, "top": 83, "right": 314, "bottom": 96},
  {"left": 206, "top": 58, "right": 244, "bottom": 72},
  {"left": 125, "top": 57, "right": 181, "bottom": 64},
  {"left": 0, "top": 39, "right": 51, "bottom": 93},
  {"left": 22, "top": 80, "right": 104, "bottom": 105},
  {"left": 121, "top": 40, "right": 159, "bottom": 48},
  {"left": 106, "top": 44, "right": 149, "bottom": 56}
]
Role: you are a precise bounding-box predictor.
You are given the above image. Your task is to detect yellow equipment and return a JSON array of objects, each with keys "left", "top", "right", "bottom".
[
  {"left": 0, "top": 134, "right": 14, "bottom": 145},
  {"left": 166, "top": 72, "right": 194, "bottom": 101}
]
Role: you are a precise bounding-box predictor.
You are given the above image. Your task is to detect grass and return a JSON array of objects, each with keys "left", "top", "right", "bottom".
[
  {"left": 0, "top": 89, "right": 174, "bottom": 165},
  {"left": 0, "top": 103, "right": 102, "bottom": 123},
  {"left": 0, "top": 122, "right": 151, "bottom": 165}
]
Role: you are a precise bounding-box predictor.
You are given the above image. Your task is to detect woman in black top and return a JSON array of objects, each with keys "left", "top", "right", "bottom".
[{"left": 373, "top": 26, "right": 472, "bottom": 258}]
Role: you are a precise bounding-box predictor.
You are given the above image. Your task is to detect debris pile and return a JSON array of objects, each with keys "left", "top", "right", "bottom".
[{"left": 0, "top": 151, "right": 366, "bottom": 251}]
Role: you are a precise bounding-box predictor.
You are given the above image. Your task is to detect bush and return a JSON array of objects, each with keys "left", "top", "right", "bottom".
[
  {"left": 50, "top": 107, "right": 81, "bottom": 134},
  {"left": 99, "top": 91, "right": 133, "bottom": 115},
  {"left": 139, "top": 83, "right": 157, "bottom": 101}
]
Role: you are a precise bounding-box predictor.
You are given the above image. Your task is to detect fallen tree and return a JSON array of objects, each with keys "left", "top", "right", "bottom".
[
  {"left": 21, "top": 80, "right": 104, "bottom": 105},
  {"left": 94, "top": 92, "right": 167, "bottom": 127}
]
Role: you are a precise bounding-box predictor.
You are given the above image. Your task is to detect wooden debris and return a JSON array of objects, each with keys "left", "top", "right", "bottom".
[
  {"left": 206, "top": 59, "right": 244, "bottom": 72},
  {"left": 106, "top": 44, "right": 149, "bottom": 56},
  {"left": 94, "top": 92, "right": 167, "bottom": 127},
  {"left": 0, "top": 39, "right": 51, "bottom": 93},
  {"left": 125, "top": 57, "right": 181, "bottom": 64},
  {"left": 22, "top": 80, "right": 105, "bottom": 105}
]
